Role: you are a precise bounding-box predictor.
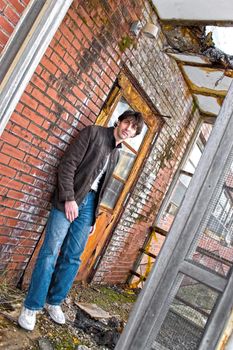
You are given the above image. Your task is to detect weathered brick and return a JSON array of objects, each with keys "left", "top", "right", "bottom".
[
  {"left": 7, "top": 0, "right": 25, "bottom": 14},
  {"left": 0, "top": 164, "right": 16, "bottom": 178},
  {"left": 4, "top": 5, "right": 20, "bottom": 25},
  {"left": 0, "top": 15, "right": 14, "bottom": 34},
  {"left": 0, "top": 29, "right": 8, "bottom": 45}
]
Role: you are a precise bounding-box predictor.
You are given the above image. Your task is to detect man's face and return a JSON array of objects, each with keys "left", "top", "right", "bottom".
[{"left": 114, "top": 117, "right": 137, "bottom": 143}]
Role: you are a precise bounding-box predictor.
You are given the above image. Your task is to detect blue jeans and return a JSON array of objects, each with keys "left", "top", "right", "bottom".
[{"left": 24, "top": 191, "right": 96, "bottom": 310}]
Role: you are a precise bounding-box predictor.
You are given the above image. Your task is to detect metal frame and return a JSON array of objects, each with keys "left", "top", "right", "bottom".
[
  {"left": 0, "top": 0, "right": 73, "bottom": 136},
  {"left": 115, "top": 82, "right": 233, "bottom": 350}
]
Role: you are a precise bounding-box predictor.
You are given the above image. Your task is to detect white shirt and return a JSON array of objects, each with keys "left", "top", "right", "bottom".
[{"left": 91, "top": 154, "right": 110, "bottom": 192}]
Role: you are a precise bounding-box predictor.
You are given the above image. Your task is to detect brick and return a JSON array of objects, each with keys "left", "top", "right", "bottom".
[
  {"left": 40, "top": 56, "right": 57, "bottom": 75},
  {"left": 7, "top": 0, "right": 25, "bottom": 14},
  {"left": 37, "top": 104, "right": 50, "bottom": 119},
  {"left": 54, "top": 42, "right": 66, "bottom": 58},
  {"left": 32, "top": 88, "right": 53, "bottom": 109},
  {"left": 18, "top": 140, "right": 39, "bottom": 156},
  {"left": 0, "top": 236, "right": 19, "bottom": 245},
  {"left": 15, "top": 172, "right": 35, "bottom": 185},
  {"left": 0, "top": 177, "right": 23, "bottom": 191},
  {"left": 21, "top": 93, "right": 39, "bottom": 110},
  {"left": 22, "top": 106, "right": 44, "bottom": 125},
  {"left": 1, "top": 207, "right": 20, "bottom": 218},
  {"left": 0, "top": 16, "right": 14, "bottom": 34},
  {"left": 24, "top": 83, "right": 33, "bottom": 95},
  {"left": 9, "top": 158, "right": 31, "bottom": 173},
  {"left": 63, "top": 52, "right": 76, "bottom": 69},
  {"left": 4, "top": 5, "right": 20, "bottom": 25},
  {"left": 0, "top": 164, "right": 16, "bottom": 177},
  {"left": 0, "top": 1, "right": 6, "bottom": 11},
  {"left": 10, "top": 112, "right": 30, "bottom": 128},
  {"left": 13, "top": 246, "right": 34, "bottom": 255},
  {"left": 47, "top": 87, "right": 58, "bottom": 100},
  {"left": 12, "top": 125, "right": 33, "bottom": 142},
  {"left": 0, "top": 153, "right": 10, "bottom": 165},
  {"left": 47, "top": 135, "right": 66, "bottom": 150},
  {"left": 0, "top": 214, "right": 7, "bottom": 225},
  {"left": 2, "top": 143, "right": 25, "bottom": 160},
  {"left": 0, "top": 185, "right": 8, "bottom": 196},
  {"left": 1, "top": 130, "right": 20, "bottom": 146},
  {"left": 66, "top": 92, "right": 77, "bottom": 105},
  {"left": 24, "top": 155, "right": 44, "bottom": 169},
  {"left": 7, "top": 190, "right": 28, "bottom": 201},
  {"left": 61, "top": 24, "right": 74, "bottom": 42},
  {"left": 29, "top": 168, "right": 49, "bottom": 182},
  {"left": 10, "top": 254, "right": 30, "bottom": 262},
  {"left": 42, "top": 120, "right": 51, "bottom": 130},
  {"left": 57, "top": 60, "right": 69, "bottom": 74},
  {"left": 39, "top": 141, "right": 53, "bottom": 153},
  {"left": 11, "top": 228, "right": 41, "bottom": 240},
  {"left": 28, "top": 123, "right": 48, "bottom": 139},
  {"left": 0, "top": 196, "right": 15, "bottom": 208},
  {"left": 0, "top": 30, "right": 9, "bottom": 45},
  {"left": 31, "top": 75, "right": 47, "bottom": 91},
  {"left": 63, "top": 101, "right": 76, "bottom": 115},
  {"left": 22, "top": 184, "right": 43, "bottom": 198}
]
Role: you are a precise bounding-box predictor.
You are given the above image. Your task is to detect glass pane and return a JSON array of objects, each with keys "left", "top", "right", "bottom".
[
  {"left": 100, "top": 178, "right": 124, "bottom": 209},
  {"left": 183, "top": 160, "right": 195, "bottom": 174},
  {"left": 180, "top": 173, "right": 192, "bottom": 187},
  {"left": 189, "top": 150, "right": 233, "bottom": 277},
  {"left": 160, "top": 123, "right": 213, "bottom": 229},
  {"left": 169, "top": 180, "right": 187, "bottom": 208},
  {"left": 108, "top": 97, "right": 132, "bottom": 127},
  {"left": 114, "top": 145, "right": 136, "bottom": 180},
  {"left": 152, "top": 274, "right": 219, "bottom": 350},
  {"left": 189, "top": 143, "right": 202, "bottom": 168}
]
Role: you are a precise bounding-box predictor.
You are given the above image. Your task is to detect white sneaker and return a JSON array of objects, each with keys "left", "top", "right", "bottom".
[
  {"left": 45, "top": 304, "right": 66, "bottom": 324},
  {"left": 18, "top": 306, "right": 37, "bottom": 331}
]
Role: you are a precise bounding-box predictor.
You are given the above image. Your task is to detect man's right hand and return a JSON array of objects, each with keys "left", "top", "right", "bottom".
[{"left": 65, "top": 200, "right": 79, "bottom": 222}]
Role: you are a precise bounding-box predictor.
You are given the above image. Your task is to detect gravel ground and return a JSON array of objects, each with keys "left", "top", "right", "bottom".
[{"left": 0, "top": 282, "right": 138, "bottom": 350}]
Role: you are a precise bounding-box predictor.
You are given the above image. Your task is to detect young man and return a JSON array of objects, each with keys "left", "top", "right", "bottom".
[{"left": 18, "top": 110, "right": 144, "bottom": 331}]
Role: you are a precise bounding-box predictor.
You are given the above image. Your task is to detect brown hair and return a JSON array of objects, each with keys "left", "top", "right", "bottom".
[{"left": 116, "top": 110, "right": 144, "bottom": 135}]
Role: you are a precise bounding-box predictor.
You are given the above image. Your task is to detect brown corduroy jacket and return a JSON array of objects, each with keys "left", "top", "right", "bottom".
[{"left": 52, "top": 125, "right": 121, "bottom": 222}]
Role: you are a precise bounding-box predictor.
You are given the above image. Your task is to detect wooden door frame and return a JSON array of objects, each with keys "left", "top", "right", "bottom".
[{"left": 77, "top": 71, "right": 163, "bottom": 281}]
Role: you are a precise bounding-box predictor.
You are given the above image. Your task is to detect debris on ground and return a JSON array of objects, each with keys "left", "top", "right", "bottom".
[{"left": 0, "top": 281, "right": 139, "bottom": 350}]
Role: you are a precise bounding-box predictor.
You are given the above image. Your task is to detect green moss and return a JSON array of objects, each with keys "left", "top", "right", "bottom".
[
  {"left": 118, "top": 35, "right": 135, "bottom": 52},
  {"left": 99, "top": 286, "right": 137, "bottom": 303},
  {"left": 192, "top": 100, "right": 198, "bottom": 114},
  {"left": 38, "top": 326, "right": 81, "bottom": 350}
]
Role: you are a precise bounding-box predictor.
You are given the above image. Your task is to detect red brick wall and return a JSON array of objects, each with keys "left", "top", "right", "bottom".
[
  {"left": 0, "top": 0, "right": 145, "bottom": 283},
  {"left": 0, "top": 0, "right": 30, "bottom": 53},
  {"left": 0, "top": 0, "right": 201, "bottom": 285}
]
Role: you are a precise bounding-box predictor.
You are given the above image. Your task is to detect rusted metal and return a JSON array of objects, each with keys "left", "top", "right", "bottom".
[{"left": 216, "top": 310, "right": 233, "bottom": 350}]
